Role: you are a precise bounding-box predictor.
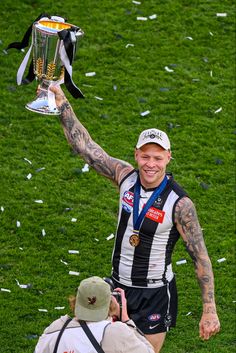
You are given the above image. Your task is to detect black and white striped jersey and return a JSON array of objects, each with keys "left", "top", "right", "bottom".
[{"left": 112, "top": 170, "right": 188, "bottom": 288}]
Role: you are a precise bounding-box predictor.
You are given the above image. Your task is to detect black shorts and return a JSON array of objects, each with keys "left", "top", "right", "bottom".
[{"left": 113, "top": 276, "right": 178, "bottom": 334}]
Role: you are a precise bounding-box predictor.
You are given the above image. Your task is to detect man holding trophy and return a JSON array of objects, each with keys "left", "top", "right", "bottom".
[{"left": 9, "top": 14, "right": 220, "bottom": 353}]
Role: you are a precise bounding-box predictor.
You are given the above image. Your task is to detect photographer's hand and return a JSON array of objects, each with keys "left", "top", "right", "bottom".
[{"left": 113, "top": 288, "right": 129, "bottom": 322}]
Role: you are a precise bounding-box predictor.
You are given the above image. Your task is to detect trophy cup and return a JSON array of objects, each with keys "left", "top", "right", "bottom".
[{"left": 7, "top": 15, "right": 84, "bottom": 115}]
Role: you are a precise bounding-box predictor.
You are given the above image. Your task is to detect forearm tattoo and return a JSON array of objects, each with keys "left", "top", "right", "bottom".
[
  {"left": 59, "top": 101, "right": 130, "bottom": 181},
  {"left": 175, "top": 197, "right": 215, "bottom": 304}
]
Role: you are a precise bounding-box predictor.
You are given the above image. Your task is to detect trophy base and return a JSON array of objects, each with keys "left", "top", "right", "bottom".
[{"left": 26, "top": 97, "right": 60, "bottom": 115}]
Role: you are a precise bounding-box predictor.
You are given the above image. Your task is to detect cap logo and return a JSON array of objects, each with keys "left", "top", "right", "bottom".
[
  {"left": 87, "top": 296, "right": 96, "bottom": 305},
  {"left": 143, "top": 130, "right": 163, "bottom": 141}
]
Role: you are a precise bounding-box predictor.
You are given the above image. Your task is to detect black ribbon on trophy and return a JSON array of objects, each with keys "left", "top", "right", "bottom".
[{"left": 6, "top": 14, "right": 84, "bottom": 115}]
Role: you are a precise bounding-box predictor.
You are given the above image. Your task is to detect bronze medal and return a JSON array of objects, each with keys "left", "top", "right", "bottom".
[{"left": 129, "top": 233, "right": 140, "bottom": 247}]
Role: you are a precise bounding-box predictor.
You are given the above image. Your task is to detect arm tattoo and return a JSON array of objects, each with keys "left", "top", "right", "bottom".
[
  {"left": 59, "top": 101, "right": 132, "bottom": 182},
  {"left": 175, "top": 197, "right": 215, "bottom": 304}
]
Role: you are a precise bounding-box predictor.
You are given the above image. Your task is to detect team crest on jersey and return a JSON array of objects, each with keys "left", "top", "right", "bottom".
[
  {"left": 122, "top": 191, "right": 134, "bottom": 213},
  {"left": 148, "top": 313, "right": 161, "bottom": 322}
]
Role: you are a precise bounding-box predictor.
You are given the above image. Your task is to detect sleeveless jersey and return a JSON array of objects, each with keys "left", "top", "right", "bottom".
[{"left": 112, "top": 170, "right": 188, "bottom": 288}]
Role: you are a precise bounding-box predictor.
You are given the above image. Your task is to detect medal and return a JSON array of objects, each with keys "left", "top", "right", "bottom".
[{"left": 129, "top": 233, "right": 140, "bottom": 247}]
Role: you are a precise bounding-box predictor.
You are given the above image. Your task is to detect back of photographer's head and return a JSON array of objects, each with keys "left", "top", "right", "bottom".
[{"left": 75, "top": 276, "right": 111, "bottom": 321}]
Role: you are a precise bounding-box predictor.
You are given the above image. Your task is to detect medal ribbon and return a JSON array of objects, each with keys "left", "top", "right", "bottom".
[{"left": 133, "top": 175, "right": 168, "bottom": 232}]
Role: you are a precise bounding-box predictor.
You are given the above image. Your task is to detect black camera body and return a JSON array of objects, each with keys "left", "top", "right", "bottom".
[{"left": 103, "top": 277, "right": 122, "bottom": 305}]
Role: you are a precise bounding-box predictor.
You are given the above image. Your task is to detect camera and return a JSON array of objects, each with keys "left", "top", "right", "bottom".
[{"left": 103, "top": 277, "right": 122, "bottom": 305}]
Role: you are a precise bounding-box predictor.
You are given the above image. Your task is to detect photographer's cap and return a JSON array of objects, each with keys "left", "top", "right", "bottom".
[
  {"left": 136, "top": 128, "right": 171, "bottom": 150},
  {"left": 75, "top": 276, "right": 111, "bottom": 322}
]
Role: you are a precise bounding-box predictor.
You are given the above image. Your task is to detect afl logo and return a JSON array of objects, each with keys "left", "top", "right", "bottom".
[
  {"left": 148, "top": 314, "right": 161, "bottom": 322},
  {"left": 122, "top": 191, "right": 134, "bottom": 206}
]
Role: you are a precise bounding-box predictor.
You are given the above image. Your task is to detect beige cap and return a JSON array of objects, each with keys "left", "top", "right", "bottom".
[
  {"left": 136, "top": 128, "right": 171, "bottom": 150},
  {"left": 75, "top": 276, "right": 111, "bottom": 322}
]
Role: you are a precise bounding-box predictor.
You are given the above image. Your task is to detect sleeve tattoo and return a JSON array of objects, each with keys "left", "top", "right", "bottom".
[
  {"left": 59, "top": 102, "right": 132, "bottom": 183},
  {"left": 175, "top": 197, "right": 215, "bottom": 306}
]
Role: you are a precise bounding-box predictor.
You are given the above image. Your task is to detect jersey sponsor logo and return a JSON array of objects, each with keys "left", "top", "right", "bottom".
[
  {"left": 122, "top": 191, "right": 134, "bottom": 212},
  {"left": 145, "top": 206, "right": 165, "bottom": 223},
  {"left": 148, "top": 313, "right": 161, "bottom": 322}
]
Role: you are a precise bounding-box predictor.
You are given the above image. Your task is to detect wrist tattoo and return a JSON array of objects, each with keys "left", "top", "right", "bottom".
[{"left": 60, "top": 101, "right": 71, "bottom": 114}]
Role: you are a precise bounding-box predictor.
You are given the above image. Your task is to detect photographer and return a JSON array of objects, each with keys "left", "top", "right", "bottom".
[{"left": 34, "top": 276, "right": 154, "bottom": 353}]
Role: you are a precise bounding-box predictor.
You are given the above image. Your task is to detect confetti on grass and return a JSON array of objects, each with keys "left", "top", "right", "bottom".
[
  {"left": 54, "top": 306, "right": 65, "bottom": 310},
  {"left": 38, "top": 309, "right": 48, "bottom": 312},
  {"left": 1, "top": 206, "right": 4, "bottom": 212},
  {"left": 69, "top": 271, "right": 80, "bottom": 276},
  {"left": 176, "top": 259, "right": 187, "bottom": 265},
  {"left": 165, "top": 66, "right": 174, "bottom": 72},
  {"left": 217, "top": 257, "right": 226, "bottom": 263},
  {"left": 1, "top": 288, "right": 11, "bottom": 293},
  {"left": 35, "top": 200, "right": 43, "bottom": 204},
  {"left": 16, "top": 221, "right": 21, "bottom": 228},
  {"left": 24, "top": 158, "right": 32, "bottom": 165},
  {"left": 26, "top": 173, "right": 32, "bottom": 180},
  {"left": 68, "top": 250, "right": 79, "bottom": 254},
  {"left": 85, "top": 72, "right": 96, "bottom": 77},
  {"left": 149, "top": 14, "right": 157, "bottom": 20},
  {"left": 60, "top": 259, "right": 68, "bottom": 266},
  {"left": 186, "top": 312, "right": 192, "bottom": 316},
  {"left": 71, "top": 218, "right": 77, "bottom": 222},
  {"left": 216, "top": 13, "right": 227, "bottom": 17},
  {"left": 106, "top": 233, "right": 115, "bottom": 240},
  {"left": 137, "top": 17, "right": 148, "bottom": 21},
  {"left": 42, "top": 229, "right": 46, "bottom": 237},
  {"left": 140, "top": 110, "right": 150, "bottom": 117},
  {"left": 82, "top": 164, "right": 89, "bottom": 172},
  {"left": 214, "top": 107, "right": 222, "bottom": 114}
]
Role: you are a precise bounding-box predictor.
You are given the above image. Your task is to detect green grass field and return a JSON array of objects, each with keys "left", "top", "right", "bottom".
[{"left": 0, "top": 1, "right": 235, "bottom": 352}]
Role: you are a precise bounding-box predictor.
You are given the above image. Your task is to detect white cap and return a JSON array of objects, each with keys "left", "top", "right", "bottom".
[{"left": 136, "top": 128, "right": 171, "bottom": 150}]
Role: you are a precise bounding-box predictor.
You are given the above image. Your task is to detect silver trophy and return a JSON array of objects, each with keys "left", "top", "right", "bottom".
[{"left": 8, "top": 15, "right": 84, "bottom": 115}]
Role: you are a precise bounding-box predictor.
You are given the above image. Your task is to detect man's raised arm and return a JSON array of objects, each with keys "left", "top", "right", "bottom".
[{"left": 50, "top": 86, "right": 133, "bottom": 185}]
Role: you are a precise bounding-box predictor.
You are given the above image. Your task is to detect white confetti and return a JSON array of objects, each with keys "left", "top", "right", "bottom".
[
  {"left": 68, "top": 250, "right": 79, "bottom": 254},
  {"left": 38, "top": 309, "right": 48, "bottom": 312},
  {"left": 36, "top": 167, "right": 45, "bottom": 172},
  {"left": 125, "top": 43, "right": 134, "bottom": 48},
  {"left": 140, "top": 110, "right": 150, "bottom": 117},
  {"left": 165, "top": 66, "right": 174, "bottom": 72},
  {"left": 186, "top": 312, "right": 192, "bottom": 316},
  {"left": 1, "top": 288, "right": 11, "bottom": 293},
  {"left": 16, "top": 221, "right": 21, "bottom": 228},
  {"left": 15, "top": 279, "right": 29, "bottom": 289},
  {"left": 1, "top": 206, "right": 4, "bottom": 212},
  {"left": 82, "top": 164, "right": 89, "bottom": 172},
  {"left": 185, "top": 36, "right": 193, "bottom": 40},
  {"left": 137, "top": 17, "right": 148, "bottom": 21},
  {"left": 94, "top": 96, "right": 103, "bottom": 101},
  {"left": 106, "top": 233, "right": 115, "bottom": 241},
  {"left": 69, "top": 271, "right": 80, "bottom": 276},
  {"left": 210, "top": 70, "right": 213, "bottom": 77},
  {"left": 60, "top": 259, "right": 68, "bottom": 266},
  {"left": 216, "top": 13, "right": 227, "bottom": 17},
  {"left": 42, "top": 229, "right": 46, "bottom": 237},
  {"left": 94, "top": 238, "right": 99, "bottom": 242},
  {"left": 71, "top": 218, "right": 77, "bottom": 222},
  {"left": 217, "top": 257, "right": 226, "bottom": 263},
  {"left": 19, "top": 247, "right": 23, "bottom": 250},
  {"left": 149, "top": 14, "right": 157, "bottom": 20},
  {"left": 209, "top": 31, "right": 214, "bottom": 36},
  {"left": 35, "top": 200, "right": 43, "bottom": 203},
  {"left": 54, "top": 306, "right": 65, "bottom": 310},
  {"left": 214, "top": 107, "right": 222, "bottom": 114},
  {"left": 85, "top": 72, "right": 96, "bottom": 77},
  {"left": 132, "top": 0, "right": 141, "bottom": 4},
  {"left": 26, "top": 173, "right": 32, "bottom": 180},
  {"left": 176, "top": 259, "right": 187, "bottom": 265},
  {"left": 24, "top": 158, "right": 32, "bottom": 165}
]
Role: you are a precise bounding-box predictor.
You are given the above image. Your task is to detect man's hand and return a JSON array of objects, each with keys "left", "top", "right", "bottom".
[{"left": 199, "top": 306, "right": 220, "bottom": 340}]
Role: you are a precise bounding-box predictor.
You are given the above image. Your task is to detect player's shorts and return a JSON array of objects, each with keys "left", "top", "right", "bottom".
[{"left": 113, "top": 276, "right": 177, "bottom": 334}]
